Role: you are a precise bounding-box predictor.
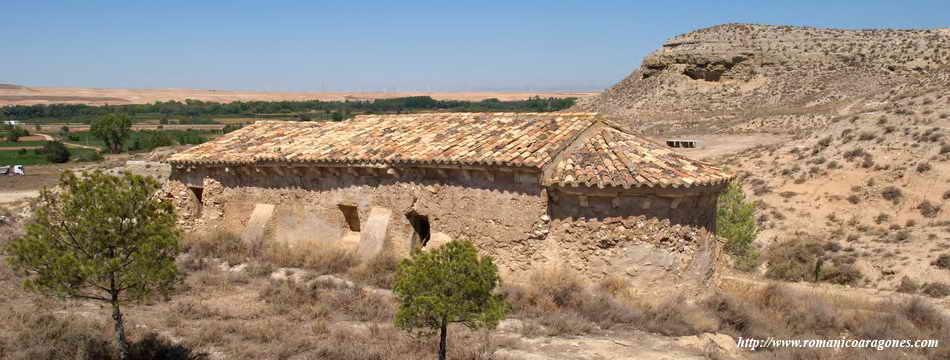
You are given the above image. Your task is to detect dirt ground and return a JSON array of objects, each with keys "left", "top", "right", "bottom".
[
  {"left": 0, "top": 163, "right": 82, "bottom": 193},
  {"left": 648, "top": 134, "right": 791, "bottom": 160},
  {"left": 0, "top": 85, "right": 595, "bottom": 106}
]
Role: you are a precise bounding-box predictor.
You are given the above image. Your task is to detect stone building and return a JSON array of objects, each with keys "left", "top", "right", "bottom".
[{"left": 164, "top": 113, "right": 733, "bottom": 289}]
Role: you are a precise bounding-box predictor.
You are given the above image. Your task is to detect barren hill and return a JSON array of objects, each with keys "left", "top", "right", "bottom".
[
  {"left": 577, "top": 23, "right": 950, "bottom": 294},
  {"left": 576, "top": 24, "right": 950, "bottom": 135},
  {"left": 0, "top": 85, "right": 593, "bottom": 106}
]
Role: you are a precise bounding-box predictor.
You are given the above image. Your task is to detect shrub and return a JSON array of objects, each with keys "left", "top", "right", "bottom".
[
  {"left": 130, "top": 130, "right": 174, "bottom": 152},
  {"left": 349, "top": 254, "right": 400, "bottom": 289},
  {"left": 881, "top": 186, "right": 903, "bottom": 203},
  {"left": 917, "top": 200, "right": 942, "bottom": 218},
  {"left": 75, "top": 150, "right": 104, "bottom": 162},
  {"left": 41, "top": 141, "right": 70, "bottom": 163},
  {"left": 504, "top": 267, "right": 643, "bottom": 334},
  {"left": 874, "top": 213, "right": 890, "bottom": 224},
  {"left": 921, "top": 283, "right": 950, "bottom": 298},
  {"left": 897, "top": 277, "right": 920, "bottom": 293},
  {"left": 843, "top": 148, "right": 866, "bottom": 161},
  {"left": 176, "top": 132, "right": 208, "bottom": 145},
  {"left": 820, "top": 262, "right": 863, "bottom": 285},
  {"left": 764, "top": 239, "right": 824, "bottom": 282},
  {"left": 717, "top": 181, "right": 760, "bottom": 271},
  {"left": 932, "top": 254, "right": 950, "bottom": 270},
  {"left": 4, "top": 126, "right": 29, "bottom": 142},
  {"left": 916, "top": 162, "right": 932, "bottom": 172}
]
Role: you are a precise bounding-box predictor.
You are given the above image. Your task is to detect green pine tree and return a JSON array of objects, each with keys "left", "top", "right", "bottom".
[
  {"left": 5, "top": 170, "right": 182, "bottom": 359},
  {"left": 393, "top": 240, "right": 509, "bottom": 360},
  {"left": 717, "top": 181, "right": 760, "bottom": 271}
]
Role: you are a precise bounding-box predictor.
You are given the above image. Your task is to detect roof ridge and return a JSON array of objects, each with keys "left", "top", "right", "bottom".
[{"left": 539, "top": 120, "right": 602, "bottom": 185}]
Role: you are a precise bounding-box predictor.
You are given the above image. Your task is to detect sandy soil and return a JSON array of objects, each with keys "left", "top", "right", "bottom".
[
  {"left": 0, "top": 85, "right": 596, "bottom": 106},
  {"left": 648, "top": 134, "right": 791, "bottom": 160}
]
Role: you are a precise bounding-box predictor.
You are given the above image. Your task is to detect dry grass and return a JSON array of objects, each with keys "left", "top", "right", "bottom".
[
  {"left": 182, "top": 230, "right": 359, "bottom": 276},
  {"left": 505, "top": 266, "right": 950, "bottom": 359},
  {"left": 0, "top": 303, "right": 207, "bottom": 360},
  {"left": 348, "top": 254, "right": 401, "bottom": 289}
]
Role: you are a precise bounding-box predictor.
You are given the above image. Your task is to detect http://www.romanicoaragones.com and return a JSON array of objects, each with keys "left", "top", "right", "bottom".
[{"left": 736, "top": 337, "right": 940, "bottom": 351}]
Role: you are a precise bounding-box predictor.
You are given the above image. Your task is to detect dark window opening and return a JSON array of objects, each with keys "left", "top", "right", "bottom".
[
  {"left": 339, "top": 205, "right": 361, "bottom": 232},
  {"left": 189, "top": 187, "right": 203, "bottom": 214},
  {"left": 406, "top": 212, "right": 431, "bottom": 248}
]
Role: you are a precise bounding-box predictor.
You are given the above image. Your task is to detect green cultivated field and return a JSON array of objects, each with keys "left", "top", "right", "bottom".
[
  {"left": 0, "top": 148, "right": 99, "bottom": 166},
  {"left": 0, "top": 141, "right": 46, "bottom": 147}
]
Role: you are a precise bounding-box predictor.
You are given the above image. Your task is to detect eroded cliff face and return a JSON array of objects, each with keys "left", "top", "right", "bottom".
[{"left": 577, "top": 24, "right": 950, "bottom": 135}]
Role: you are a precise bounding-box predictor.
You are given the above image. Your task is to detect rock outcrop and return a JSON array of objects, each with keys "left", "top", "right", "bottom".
[{"left": 577, "top": 24, "right": 950, "bottom": 135}]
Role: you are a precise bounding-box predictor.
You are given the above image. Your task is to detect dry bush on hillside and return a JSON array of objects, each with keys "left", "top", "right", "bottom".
[
  {"left": 881, "top": 186, "right": 903, "bottom": 203},
  {"left": 917, "top": 200, "right": 942, "bottom": 218},
  {"left": 0, "top": 304, "right": 207, "bottom": 360},
  {"left": 263, "top": 242, "right": 358, "bottom": 275},
  {"left": 506, "top": 266, "right": 949, "bottom": 359},
  {"left": 502, "top": 267, "right": 642, "bottom": 335},
  {"left": 921, "top": 283, "right": 950, "bottom": 298},
  {"left": 897, "top": 276, "right": 921, "bottom": 293},
  {"left": 763, "top": 238, "right": 863, "bottom": 285},
  {"left": 260, "top": 278, "right": 393, "bottom": 322},
  {"left": 933, "top": 254, "right": 950, "bottom": 270},
  {"left": 348, "top": 254, "right": 401, "bottom": 289},
  {"left": 183, "top": 230, "right": 359, "bottom": 276}
]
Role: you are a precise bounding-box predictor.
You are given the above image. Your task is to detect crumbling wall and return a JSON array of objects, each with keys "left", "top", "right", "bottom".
[
  {"left": 165, "top": 165, "right": 549, "bottom": 269},
  {"left": 542, "top": 214, "right": 723, "bottom": 297},
  {"left": 548, "top": 191, "right": 720, "bottom": 231},
  {"left": 164, "top": 165, "right": 724, "bottom": 290}
]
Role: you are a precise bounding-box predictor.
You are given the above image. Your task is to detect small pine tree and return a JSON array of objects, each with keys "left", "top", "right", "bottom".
[
  {"left": 393, "top": 240, "right": 508, "bottom": 360},
  {"left": 6, "top": 171, "right": 181, "bottom": 359},
  {"left": 717, "top": 181, "right": 760, "bottom": 271}
]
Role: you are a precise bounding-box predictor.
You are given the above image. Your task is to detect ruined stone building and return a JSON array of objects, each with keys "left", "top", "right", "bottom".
[{"left": 164, "top": 113, "right": 733, "bottom": 290}]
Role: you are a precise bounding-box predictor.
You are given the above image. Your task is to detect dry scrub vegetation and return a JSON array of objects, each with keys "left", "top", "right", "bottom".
[
  {"left": 503, "top": 267, "right": 950, "bottom": 360},
  {"left": 3, "top": 211, "right": 950, "bottom": 359}
]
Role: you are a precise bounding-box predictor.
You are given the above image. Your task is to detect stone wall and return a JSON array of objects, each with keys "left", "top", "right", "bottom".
[
  {"left": 164, "top": 165, "right": 549, "bottom": 275},
  {"left": 164, "top": 164, "right": 725, "bottom": 290}
]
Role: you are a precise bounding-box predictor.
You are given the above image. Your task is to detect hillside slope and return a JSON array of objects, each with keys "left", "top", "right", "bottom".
[{"left": 577, "top": 24, "right": 950, "bottom": 135}]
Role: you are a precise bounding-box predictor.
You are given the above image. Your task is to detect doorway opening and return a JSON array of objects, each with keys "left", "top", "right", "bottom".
[
  {"left": 406, "top": 212, "right": 431, "bottom": 248},
  {"left": 338, "top": 205, "right": 361, "bottom": 232},
  {"left": 189, "top": 187, "right": 203, "bottom": 215}
]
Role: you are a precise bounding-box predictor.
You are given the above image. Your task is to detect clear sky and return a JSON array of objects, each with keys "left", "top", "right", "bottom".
[{"left": 1, "top": 0, "right": 948, "bottom": 92}]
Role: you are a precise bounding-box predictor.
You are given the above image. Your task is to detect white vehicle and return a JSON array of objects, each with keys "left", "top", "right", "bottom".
[
  {"left": 12, "top": 165, "right": 24, "bottom": 175},
  {"left": 3, "top": 120, "right": 21, "bottom": 126}
]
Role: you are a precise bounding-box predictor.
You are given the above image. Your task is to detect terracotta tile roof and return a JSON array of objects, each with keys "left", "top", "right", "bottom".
[
  {"left": 167, "top": 113, "right": 733, "bottom": 189},
  {"left": 544, "top": 124, "right": 733, "bottom": 189},
  {"left": 167, "top": 113, "right": 596, "bottom": 169}
]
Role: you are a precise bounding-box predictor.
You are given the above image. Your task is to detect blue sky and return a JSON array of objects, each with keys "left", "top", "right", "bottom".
[{"left": 1, "top": 1, "right": 947, "bottom": 92}]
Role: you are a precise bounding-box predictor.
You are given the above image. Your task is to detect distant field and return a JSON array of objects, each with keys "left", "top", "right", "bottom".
[
  {"left": 0, "top": 141, "right": 46, "bottom": 147},
  {"left": 0, "top": 148, "right": 98, "bottom": 166},
  {"left": 0, "top": 85, "right": 596, "bottom": 106}
]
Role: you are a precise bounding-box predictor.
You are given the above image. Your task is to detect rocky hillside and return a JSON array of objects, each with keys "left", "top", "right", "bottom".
[
  {"left": 721, "top": 80, "right": 950, "bottom": 291},
  {"left": 577, "top": 24, "right": 950, "bottom": 135}
]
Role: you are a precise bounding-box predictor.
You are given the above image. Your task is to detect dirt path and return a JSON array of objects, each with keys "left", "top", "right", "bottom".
[
  {"left": 35, "top": 133, "right": 103, "bottom": 151},
  {"left": 0, "top": 191, "right": 39, "bottom": 203}
]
